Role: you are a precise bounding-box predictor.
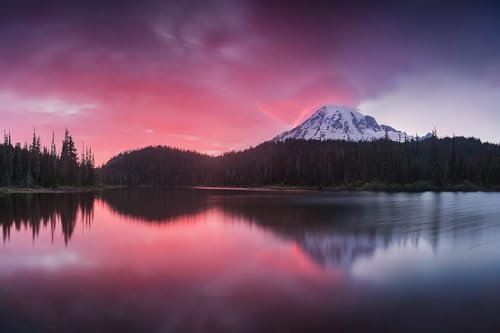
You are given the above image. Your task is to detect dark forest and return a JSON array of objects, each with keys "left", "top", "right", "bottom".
[
  {"left": 102, "top": 133, "right": 500, "bottom": 190},
  {"left": 0, "top": 129, "right": 95, "bottom": 187}
]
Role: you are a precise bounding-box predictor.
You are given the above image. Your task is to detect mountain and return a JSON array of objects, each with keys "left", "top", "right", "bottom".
[{"left": 273, "top": 105, "right": 418, "bottom": 142}]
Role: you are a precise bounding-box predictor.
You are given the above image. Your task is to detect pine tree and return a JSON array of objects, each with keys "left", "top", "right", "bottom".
[
  {"left": 0, "top": 129, "right": 95, "bottom": 186},
  {"left": 430, "top": 128, "right": 440, "bottom": 185},
  {"left": 450, "top": 134, "right": 457, "bottom": 183},
  {"left": 60, "top": 129, "right": 79, "bottom": 185},
  {"left": 50, "top": 132, "right": 58, "bottom": 186},
  {"left": 30, "top": 129, "right": 41, "bottom": 184}
]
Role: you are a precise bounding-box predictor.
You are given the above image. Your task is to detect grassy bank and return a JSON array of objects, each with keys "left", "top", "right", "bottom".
[
  {"left": 0, "top": 185, "right": 122, "bottom": 194},
  {"left": 2, "top": 182, "right": 499, "bottom": 195}
]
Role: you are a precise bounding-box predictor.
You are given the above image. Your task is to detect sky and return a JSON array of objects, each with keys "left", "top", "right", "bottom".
[{"left": 1, "top": 0, "right": 500, "bottom": 164}]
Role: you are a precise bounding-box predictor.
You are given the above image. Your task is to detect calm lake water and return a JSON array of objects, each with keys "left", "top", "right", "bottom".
[{"left": 1, "top": 188, "right": 500, "bottom": 333}]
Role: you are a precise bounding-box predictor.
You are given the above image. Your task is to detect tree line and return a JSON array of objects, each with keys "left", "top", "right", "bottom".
[
  {"left": 0, "top": 129, "right": 95, "bottom": 187},
  {"left": 102, "top": 132, "right": 500, "bottom": 189},
  {"left": 0, "top": 192, "right": 94, "bottom": 243}
]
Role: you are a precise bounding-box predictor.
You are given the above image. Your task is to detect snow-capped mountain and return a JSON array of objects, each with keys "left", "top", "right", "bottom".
[{"left": 273, "top": 105, "right": 417, "bottom": 142}]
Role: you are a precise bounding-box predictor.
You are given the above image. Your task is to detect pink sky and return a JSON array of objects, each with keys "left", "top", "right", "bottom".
[{"left": 2, "top": 1, "right": 500, "bottom": 164}]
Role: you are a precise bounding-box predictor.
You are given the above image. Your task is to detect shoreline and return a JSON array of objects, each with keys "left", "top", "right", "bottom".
[
  {"left": 192, "top": 186, "right": 316, "bottom": 192},
  {"left": 193, "top": 182, "right": 500, "bottom": 193},
  {"left": 2, "top": 182, "right": 499, "bottom": 194},
  {"left": 0, "top": 185, "right": 123, "bottom": 194}
]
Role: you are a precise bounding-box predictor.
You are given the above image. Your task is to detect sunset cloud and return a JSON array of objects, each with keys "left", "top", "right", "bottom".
[{"left": 1, "top": 0, "right": 500, "bottom": 163}]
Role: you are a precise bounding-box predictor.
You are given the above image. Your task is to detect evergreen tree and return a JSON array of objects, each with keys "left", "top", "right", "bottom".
[
  {"left": 450, "top": 134, "right": 457, "bottom": 183},
  {"left": 0, "top": 129, "right": 95, "bottom": 187},
  {"left": 102, "top": 136, "right": 500, "bottom": 190},
  {"left": 30, "top": 129, "right": 41, "bottom": 184},
  {"left": 430, "top": 128, "right": 440, "bottom": 185},
  {"left": 60, "top": 129, "right": 79, "bottom": 185}
]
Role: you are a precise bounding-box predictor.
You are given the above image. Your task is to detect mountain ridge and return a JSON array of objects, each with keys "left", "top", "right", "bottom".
[{"left": 273, "top": 105, "right": 429, "bottom": 142}]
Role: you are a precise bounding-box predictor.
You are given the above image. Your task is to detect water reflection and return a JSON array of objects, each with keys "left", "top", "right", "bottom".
[
  {"left": 0, "top": 189, "right": 497, "bottom": 270},
  {"left": 0, "top": 193, "right": 94, "bottom": 244},
  {"left": 1, "top": 189, "right": 500, "bottom": 332},
  {"left": 101, "top": 187, "right": 209, "bottom": 222},
  {"left": 208, "top": 191, "right": 496, "bottom": 269}
]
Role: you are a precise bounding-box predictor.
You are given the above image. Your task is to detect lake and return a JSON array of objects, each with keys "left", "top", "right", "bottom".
[{"left": 1, "top": 188, "right": 500, "bottom": 332}]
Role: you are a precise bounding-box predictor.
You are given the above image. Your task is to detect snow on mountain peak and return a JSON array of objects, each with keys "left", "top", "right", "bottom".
[
  {"left": 273, "top": 105, "right": 413, "bottom": 142},
  {"left": 313, "top": 104, "right": 363, "bottom": 119}
]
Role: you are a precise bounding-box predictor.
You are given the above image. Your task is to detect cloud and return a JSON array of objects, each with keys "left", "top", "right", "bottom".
[
  {"left": 1, "top": 0, "right": 500, "bottom": 162},
  {"left": 0, "top": 91, "right": 96, "bottom": 116}
]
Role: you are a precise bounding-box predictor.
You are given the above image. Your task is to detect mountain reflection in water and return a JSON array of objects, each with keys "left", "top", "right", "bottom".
[
  {"left": 0, "top": 189, "right": 490, "bottom": 270},
  {"left": 1, "top": 188, "right": 500, "bottom": 333}
]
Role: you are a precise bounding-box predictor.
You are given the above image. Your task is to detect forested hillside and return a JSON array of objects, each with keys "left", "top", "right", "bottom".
[
  {"left": 0, "top": 129, "right": 95, "bottom": 187},
  {"left": 102, "top": 133, "right": 500, "bottom": 189}
]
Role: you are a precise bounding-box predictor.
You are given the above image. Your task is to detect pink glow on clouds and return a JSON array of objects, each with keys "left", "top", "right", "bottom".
[
  {"left": 2, "top": 1, "right": 500, "bottom": 163},
  {"left": 0, "top": 19, "right": 359, "bottom": 164}
]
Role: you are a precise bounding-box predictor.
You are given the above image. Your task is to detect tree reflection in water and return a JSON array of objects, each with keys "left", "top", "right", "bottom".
[
  {"left": 1, "top": 189, "right": 499, "bottom": 333},
  {"left": 0, "top": 193, "right": 94, "bottom": 244},
  {"left": 0, "top": 188, "right": 488, "bottom": 271}
]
